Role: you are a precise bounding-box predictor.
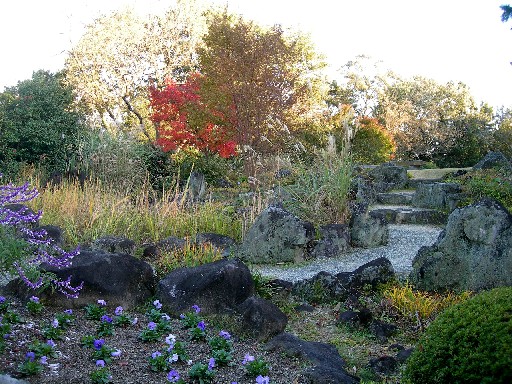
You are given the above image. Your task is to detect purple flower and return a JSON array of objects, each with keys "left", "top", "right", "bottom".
[
  {"left": 29, "top": 296, "right": 39, "bottom": 303},
  {"left": 148, "top": 322, "right": 157, "bottom": 331},
  {"left": 111, "top": 349, "right": 121, "bottom": 357},
  {"left": 0, "top": 296, "right": 5, "bottom": 303},
  {"left": 114, "top": 306, "right": 123, "bottom": 316},
  {"left": 25, "top": 351, "right": 36, "bottom": 361},
  {"left": 40, "top": 356, "right": 48, "bottom": 365},
  {"left": 153, "top": 300, "right": 162, "bottom": 309},
  {"left": 219, "top": 330, "right": 231, "bottom": 340},
  {"left": 101, "top": 315, "right": 113, "bottom": 323},
  {"left": 197, "top": 321, "right": 206, "bottom": 331},
  {"left": 46, "top": 339, "right": 56, "bottom": 348},
  {"left": 151, "top": 351, "right": 162, "bottom": 359},
  {"left": 64, "top": 309, "right": 73, "bottom": 315},
  {"left": 208, "top": 357, "right": 215, "bottom": 371},
  {"left": 97, "top": 299, "right": 106, "bottom": 306},
  {"left": 256, "top": 375, "right": 270, "bottom": 384},
  {"left": 167, "top": 369, "right": 180, "bottom": 382},
  {"left": 93, "top": 339, "right": 105, "bottom": 350},
  {"left": 192, "top": 304, "right": 201, "bottom": 313},
  {"left": 165, "top": 334, "right": 176, "bottom": 346},
  {"left": 169, "top": 353, "right": 178, "bottom": 363},
  {"left": 162, "top": 314, "right": 170, "bottom": 321},
  {"left": 242, "top": 353, "right": 255, "bottom": 365},
  {"left": 96, "top": 359, "right": 105, "bottom": 367},
  {"left": 131, "top": 317, "right": 138, "bottom": 325},
  {"left": 179, "top": 313, "right": 185, "bottom": 319},
  {"left": 51, "top": 318, "right": 59, "bottom": 328}
]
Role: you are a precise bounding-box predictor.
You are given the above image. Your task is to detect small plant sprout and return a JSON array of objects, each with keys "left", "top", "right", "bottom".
[
  {"left": 41, "top": 318, "right": 64, "bottom": 340},
  {"left": 113, "top": 306, "right": 133, "bottom": 327},
  {"left": 26, "top": 296, "right": 44, "bottom": 315},
  {"left": 139, "top": 321, "right": 160, "bottom": 342},
  {"left": 189, "top": 320, "right": 207, "bottom": 341},
  {"left": 17, "top": 351, "right": 44, "bottom": 376},
  {"left": 84, "top": 301, "right": 107, "bottom": 320},
  {"left": 89, "top": 339, "right": 120, "bottom": 364},
  {"left": 180, "top": 304, "right": 203, "bottom": 329},
  {"left": 0, "top": 296, "right": 9, "bottom": 312},
  {"left": 188, "top": 358, "right": 216, "bottom": 383},
  {"left": 55, "top": 309, "right": 74, "bottom": 329},
  {"left": 97, "top": 315, "right": 115, "bottom": 337},
  {"left": 90, "top": 363, "right": 113, "bottom": 384},
  {"left": 243, "top": 354, "right": 270, "bottom": 377}
]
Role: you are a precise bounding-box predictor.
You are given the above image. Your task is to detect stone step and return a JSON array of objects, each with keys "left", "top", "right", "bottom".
[
  {"left": 369, "top": 205, "right": 447, "bottom": 226},
  {"left": 406, "top": 178, "right": 443, "bottom": 189},
  {"left": 376, "top": 191, "right": 415, "bottom": 205}
]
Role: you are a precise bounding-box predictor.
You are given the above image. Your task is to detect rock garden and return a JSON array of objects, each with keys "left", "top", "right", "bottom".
[{"left": 1, "top": 151, "right": 511, "bottom": 384}]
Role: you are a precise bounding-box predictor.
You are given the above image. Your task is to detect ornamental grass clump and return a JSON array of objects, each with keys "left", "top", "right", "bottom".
[
  {"left": 404, "top": 286, "right": 512, "bottom": 384},
  {"left": 0, "top": 174, "right": 82, "bottom": 298}
]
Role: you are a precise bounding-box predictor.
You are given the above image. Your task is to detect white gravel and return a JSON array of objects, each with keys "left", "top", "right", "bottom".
[{"left": 253, "top": 224, "right": 443, "bottom": 283}]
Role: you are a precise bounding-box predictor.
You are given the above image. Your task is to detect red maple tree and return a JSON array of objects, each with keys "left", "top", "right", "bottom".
[{"left": 149, "top": 73, "right": 237, "bottom": 158}]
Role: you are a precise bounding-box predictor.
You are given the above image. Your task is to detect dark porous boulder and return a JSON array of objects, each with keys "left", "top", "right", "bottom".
[
  {"left": 237, "top": 296, "right": 288, "bottom": 341},
  {"left": 91, "top": 236, "right": 135, "bottom": 255},
  {"left": 473, "top": 151, "right": 512, "bottom": 171},
  {"left": 194, "top": 233, "right": 235, "bottom": 257},
  {"left": 347, "top": 257, "right": 396, "bottom": 290},
  {"left": 266, "top": 332, "right": 359, "bottom": 384},
  {"left": 37, "top": 225, "right": 64, "bottom": 245},
  {"left": 369, "top": 319, "right": 398, "bottom": 342},
  {"left": 30, "top": 249, "right": 155, "bottom": 308},
  {"left": 410, "top": 198, "right": 512, "bottom": 292},
  {"left": 369, "top": 163, "right": 408, "bottom": 192},
  {"left": 292, "top": 271, "right": 340, "bottom": 304},
  {"left": 294, "top": 258, "right": 395, "bottom": 304},
  {"left": 412, "top": 182, "right": 463, "bottom": 211},
  {"left": 368, "top": 355, "right": 398, "bottom": 376},
  {"left": 237, "top": 206, "right": 315, "bottom": 264},
  {"left": 350, "top": 203, "right": 388, "bottom": 248},
  {"left": 395, "top": 348, "right": 414, "bottom": 363},
  {"left": 311, "top": 224, "right": 351, "bottom": 258},
  {"left": 156, "top": 258, "right": 253, "bottom": 315},
  {"left": 142, "top": 236, "right": 186, "bottom": 259}
]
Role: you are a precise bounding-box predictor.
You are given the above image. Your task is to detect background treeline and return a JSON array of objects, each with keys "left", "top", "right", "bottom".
[{"left": 1, "top": 0, "right": 511, "bottom": 189}]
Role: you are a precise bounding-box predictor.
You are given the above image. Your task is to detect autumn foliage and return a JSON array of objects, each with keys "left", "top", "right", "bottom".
[{"left": 149, "top": 73, "right": 237, "bottom": 158}]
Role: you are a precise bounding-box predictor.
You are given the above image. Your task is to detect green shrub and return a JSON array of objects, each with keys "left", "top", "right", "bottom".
[
  {"left": 403, "top": 287, "right": 512, "bottom": 384},
  {"left": 351, "top": 117, "right": 396, "bottom": 164},
  {"left": 452, "top": 168, "right": 512, "bottom": 211}
]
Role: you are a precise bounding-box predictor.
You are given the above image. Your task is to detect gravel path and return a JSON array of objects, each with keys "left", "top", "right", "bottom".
[{"left": 253, "top": 224, "right": 443, "bottom": 283}]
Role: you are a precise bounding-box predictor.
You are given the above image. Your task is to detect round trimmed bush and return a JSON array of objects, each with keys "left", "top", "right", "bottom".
[{"left": 404, "top": 287, "right": 512, "bottom": 384}]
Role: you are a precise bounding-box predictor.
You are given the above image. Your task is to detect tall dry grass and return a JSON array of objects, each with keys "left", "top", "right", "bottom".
[{"left": 25, "top": 177, "right": 243, "bottom": 247}]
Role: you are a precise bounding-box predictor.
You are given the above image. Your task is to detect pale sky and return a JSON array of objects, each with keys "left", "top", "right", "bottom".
[{"left": 1, "top": 0, "right": 511, "bottom": 108}]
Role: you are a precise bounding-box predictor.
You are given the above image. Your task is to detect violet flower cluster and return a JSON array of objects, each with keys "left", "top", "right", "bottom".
[{"left": 0, "top": 174, "right": 82, "bottom": 298}]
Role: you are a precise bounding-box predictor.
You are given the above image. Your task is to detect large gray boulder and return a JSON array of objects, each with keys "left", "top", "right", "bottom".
[
  {"left": 410, "top": 199, "right": 512, "bottom": 292},
  {"left": 412, "top": 182, "right": 462, "bottom": 212},
  {"left": 311, "top": 224, "right": 351, "bottom": 258},
  {"left": 473, "top": 151, "right": 512, "bottom": 171},
  {"left": 156, "top": 258, "right": 254, "bottom": 315},
  {"left": 369, "top": 163, "right": 408, "bottom": 192},
  {"left": 350, "top": 203, "right": 389, "bottom": 248},
  {"left": 238, "top": 206, "right": 315, "bottom": 264}
]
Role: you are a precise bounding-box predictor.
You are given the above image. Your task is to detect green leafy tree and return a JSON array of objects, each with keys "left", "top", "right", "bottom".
[
  {"left": 197, "top": 9, "right": 327, "bottom": 154},
  {"left": 64, "top": 0, "right": 206, "bottom": 137},
  {"left": 376, "top": 76, "right": 481, "bottom": 162},
  {"left": 0, "top": 70, "right": 83, "bottom": 177},
  {"left": 351, "top": 117, "right": 396, "bottom": 164}
]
